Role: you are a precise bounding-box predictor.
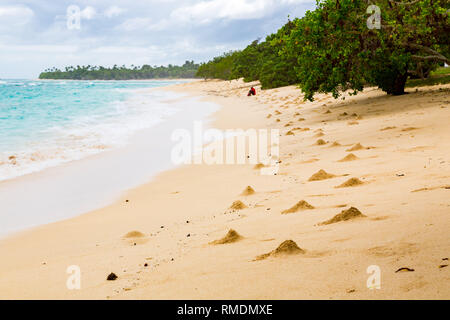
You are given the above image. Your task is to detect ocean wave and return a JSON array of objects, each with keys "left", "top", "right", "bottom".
[{"left": 0, "top": 89, "right": 182, "bottom": 182}]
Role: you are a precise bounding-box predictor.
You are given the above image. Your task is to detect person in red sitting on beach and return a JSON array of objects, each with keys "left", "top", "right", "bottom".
[{"left": 247, "top": 87, "right": 256, "bottom": 96}]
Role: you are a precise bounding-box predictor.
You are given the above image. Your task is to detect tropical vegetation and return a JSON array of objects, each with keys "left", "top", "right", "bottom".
[{"left": 196, "top": 0, "right": 449, "bottom": 100}]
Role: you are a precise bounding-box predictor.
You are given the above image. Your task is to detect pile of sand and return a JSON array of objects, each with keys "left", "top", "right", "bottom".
[
  {"left": 286, "top": 130, "right": 295, "bottom": 136},
  {"left": 241, "top": 186, "right": 255, "bottom": 196},
  {"left": 281, "top": 200, "right": 315, "bottom": 214},
  {"left": 253, "top": 163, "right": 266, "bottom": 170},
  {"left": 330, "top": 141, "right": 341, "bottom": 147},
  {"left": 319, "top": 207, "right": 365, "bottom": 225},
  {"left": 402, "top": 127, "right": 419, "bottom": 132},
  {"left": 123, "top": 231, "right": 145, "bottom": 238},
  {"left": 298, "top": 118, "right": 306, "bottom": 121},
  {"left": 336, "top": 178, "right": 364, "bottom": 188},
  {"left": 346, "top": 143, "right": 365, "bottom": 151},
  {"left": 381, "top": 126, "right": 396, "bottom": 131},
  {"left": 316, "top": 139, "right": 327, "bottom": 145},
  {"left": 301, "top": 158, "right": 320, "bottom": 164},
  {"left": 255, "top": 240, "right": 305, "bottom": 260},
  {"left": 315, "top": 132, "right": 325, "bottom": 137},
  {"left": 210, "top": 229, "right": 242, "bottom": 245},
  {"left": 274, "top": 110, "right": 282, "bottom": 115},
  {"left": 266, "top": 114, "right": 272, "bottom": 119},
  {"left": 338, "top": 153, "right": 358, "bottom": 162},
  {"left": 230, "top": 200, "right": 247, "bottom": 210},
  {"left": 308, "top": 169, "right": 336, "bottom": 181}
]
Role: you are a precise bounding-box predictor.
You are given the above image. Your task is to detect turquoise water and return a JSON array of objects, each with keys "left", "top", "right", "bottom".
[{"left": 0, "top": 79, "right": 186, "bottom": 181}]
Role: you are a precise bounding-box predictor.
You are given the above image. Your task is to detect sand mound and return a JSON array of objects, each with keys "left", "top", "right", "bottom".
[
  {"left": 324, "top": 110, "right": 331, "bottom": 114},
  {"left": 338, "top": 153, "right": 358, "bottom": 162},
  {"left": 346, "top": 143, "right": 364, "bottom": 151},
  {"left": 210, "top": 229, "right": 242, "bottom": 245},
  {"left": 266, "top": 114, "right": 272, "bottom": 119},
  {"left": 319, "top": 207, "right": 365, "bottom": 225},
  {"left": 330, "top": 141, "right": 341, "bottom": 147},
  {"left": 308, "top": 169, "right": 336, "bottom": 181},
  {"left": 316, "top": 139, "right": 327, "bottom": 145},
  {"left": 253, "top": 163, "right": 266, "bottom": 170},
  {"left": 123, "top": 231, "right": 145, "bottom": 238},
  {"left": 402, "top": 127, "right": 418, "bottom": 132},
  {"left": 315, "top": 132, "right": 325, "bottom": 137},
  {"left": 381, "top": 126, "right": 396, "bottom": 131},
  {"left": 241, "top": 186, "right": 255, "bottom": 196},
  {"left": 298, "top": 118, "right": 305, "bottom": 121},
  {"left": 230, "top": 200, "right": 247, "bottom": 210},
  {"left": 282, "top": 200, "right": 315, "bottom": 214},
  {"left": 274, "top": 110, "right": 282, "bottom": 115},
  {"left": 336, "top": 178, "right": 364, "bottom": 188},
  {"left": 286, "top": 130, "right": 295, "bottom": 136},
  {"left": 301, "top": 158, "right": 320, "bottom": 164},
  {"left": 256, "top": 240, "right": 305, "bottom": 260}
]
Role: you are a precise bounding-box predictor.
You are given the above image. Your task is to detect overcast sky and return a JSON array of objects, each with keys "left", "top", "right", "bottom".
[{"left": 0, "top": 0, "right": 315, "bottom": 79}]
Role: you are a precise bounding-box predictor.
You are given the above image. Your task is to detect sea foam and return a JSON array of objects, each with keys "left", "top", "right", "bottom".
[{"left": 0, "top": 79, "right": 186, "bottom": 181}]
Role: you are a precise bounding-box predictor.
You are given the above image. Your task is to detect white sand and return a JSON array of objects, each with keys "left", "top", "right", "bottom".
[{"left": 0, "top": 79, "right": 448, "bottom": 299}]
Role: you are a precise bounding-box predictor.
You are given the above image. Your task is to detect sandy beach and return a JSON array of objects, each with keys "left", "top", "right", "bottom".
[{"left": 0, "top": 79, "right": 449, "bottom": 299}]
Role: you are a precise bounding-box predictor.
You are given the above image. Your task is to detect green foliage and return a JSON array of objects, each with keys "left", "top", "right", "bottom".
[
  {"left": 196, "top": 52, "right": 238, "bottom": 80},
  {"left": 431, "top": 66, "right": 450, "bottom": 76},
  {"left": 283, "top": 0, "right": 449, "bottom": 100},
  {"left": 39, "top": 61, "right": 199, "bottom": 80},
  {"left": 196, "top": 20, "right": 300, "bottom": 89},
  {"left": 406, "top": 66, "right": 450, "bottom": 87},
  {"left": 200, "top": 0, "right": 448, "bottom": 99}
]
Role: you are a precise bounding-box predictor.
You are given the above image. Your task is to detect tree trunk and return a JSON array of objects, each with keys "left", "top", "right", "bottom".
[{"left": 389, "top": 72, "right": 408, "bottom": 95}]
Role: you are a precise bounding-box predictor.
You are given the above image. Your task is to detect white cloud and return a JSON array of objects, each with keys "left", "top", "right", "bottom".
[
  {"left": 0, "top": 5, "right": 34, "bottom": 27},
  {"left": 116, "top": 17, "right": 153, "bottom": 31},
  {"left": 104, "top": 6, "right": 125, "bottom": 18},
  {"left": 0, "top": 0, "right": 316, "bottom": 78},
  {"left": 172, "top": 0, "right": 267, "bottom": 23},
  {"left": 80, "top": 6, "right": 96, "bottom": 20},
  {"left": 171, "top": 0, "right": 310, "bottom": 24}
]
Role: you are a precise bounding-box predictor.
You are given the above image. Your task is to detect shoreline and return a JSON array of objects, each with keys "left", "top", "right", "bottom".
[
  {"left": 0, "top": 87, "right": 219, "bottom": 238},
  {"left": 0, "top": 80, "right": 449, "bottom": 299}
]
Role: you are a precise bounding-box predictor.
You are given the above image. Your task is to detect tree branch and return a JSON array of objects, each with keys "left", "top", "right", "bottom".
[{"left": 407, "top": 44, "right": 450, "bottom": 64}]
